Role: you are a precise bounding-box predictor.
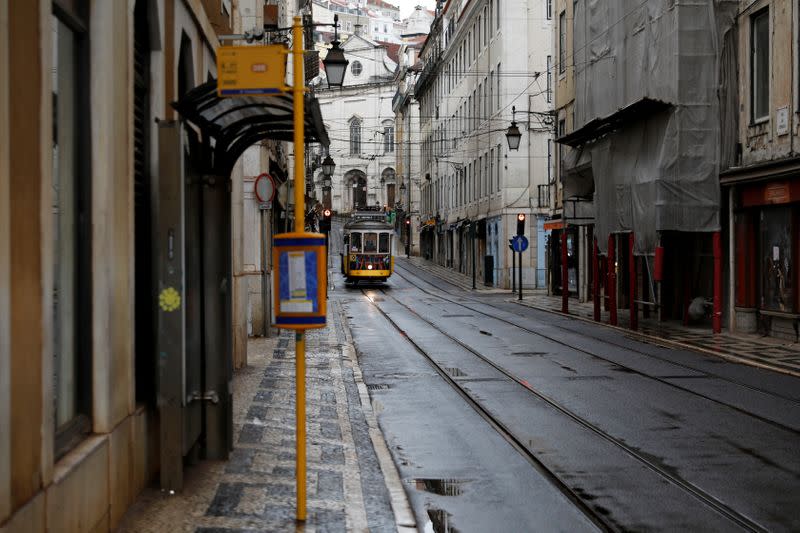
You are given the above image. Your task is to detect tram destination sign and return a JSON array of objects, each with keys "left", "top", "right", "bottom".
[{"left": 217, "top": 45, "right": 287, "bottom": 96}]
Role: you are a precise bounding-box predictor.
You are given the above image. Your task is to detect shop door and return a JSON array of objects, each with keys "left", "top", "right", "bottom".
[
  {"left": 759, "top": 206, "right": 795, "bottom": 312},
  {"left": 156, "top": 122, "right": 232, "bottom": 491}
]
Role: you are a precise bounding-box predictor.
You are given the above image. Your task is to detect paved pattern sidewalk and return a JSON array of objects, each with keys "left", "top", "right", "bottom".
[
  {"left": 401, "top": 257, "right": 800, "bottom": 376},
  {"left": 117, "top": 300, "right": 405, "bottom": 532}
]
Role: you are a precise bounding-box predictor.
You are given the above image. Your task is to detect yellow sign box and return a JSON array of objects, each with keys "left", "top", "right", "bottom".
[{"left": 217, "top": 45, "right": 288, "bottom": 96}]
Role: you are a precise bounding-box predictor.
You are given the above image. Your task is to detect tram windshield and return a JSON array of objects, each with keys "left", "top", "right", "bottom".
[
  {"left": 364, "top": 232, "right": 378, "bottom": 253},
  {"left": 350, "top": 233, "right": 361, "bottom": 252},
  {"left": 379, "top": 233, "right": 390, "bottom": 253}
]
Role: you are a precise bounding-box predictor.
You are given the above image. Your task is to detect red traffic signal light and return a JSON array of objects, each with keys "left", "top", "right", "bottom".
[
  {"left": 516, "top": 213, "right": 526, "bottom": 236},
  {"left": 405, "top": 218, "right": 411, "bottom": 225},
  {"left": 319, "top": 209, "right": 332, "bottom": 232}
]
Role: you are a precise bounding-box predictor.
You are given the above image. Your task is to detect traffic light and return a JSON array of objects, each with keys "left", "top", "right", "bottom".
[
  {"left": 319, "top": 208, "right": 332, "bottom": 232},
  {"left": 516, "top": 213, "right": 526, "bottom": 236}
]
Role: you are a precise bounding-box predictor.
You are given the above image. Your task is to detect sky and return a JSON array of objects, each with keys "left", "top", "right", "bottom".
[{"left": 395, "top": 0, "right": 437, "bottom": 19}]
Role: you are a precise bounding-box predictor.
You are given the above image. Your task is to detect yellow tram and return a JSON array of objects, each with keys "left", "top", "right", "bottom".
[{"left": 340, "top": 216, "right": 394, "bottom": 284}]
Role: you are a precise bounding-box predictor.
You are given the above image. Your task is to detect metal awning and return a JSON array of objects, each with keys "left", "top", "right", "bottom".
[
  {"left": 720, "top": 156, "right": 800, "bottom": 185},
  {"left": 557, "top": 98, "right": 671, "bottom": 148},
  {"left": 173, "top": 80, "right": 330, "bottom": 174}
]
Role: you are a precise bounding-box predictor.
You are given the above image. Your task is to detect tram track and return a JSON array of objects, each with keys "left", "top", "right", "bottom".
[
  {"left": 358, "top": 278, "right": 772, "bottom": 532},
  {"left": 357, "top": 287, "right": 619, "bottom": 533},
  {"left": 392, "top": 260, "right": 800, "bottom": 430}
]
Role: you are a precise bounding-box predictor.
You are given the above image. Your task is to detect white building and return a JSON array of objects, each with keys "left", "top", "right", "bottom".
[
  {"left": 312, "top": 0, "right": 402, "bottom": 42},
  {"left": 401, "top": 5, "right": 435, "bottom": 36},
  {"left": 414, "top": 0, "right": 553, "bottom": 288},
  {"left": 313, "top": 30, "right": 399, "bottom": 213},
  {"left": 393, "top": 37, "right": 426, "bottom": 256}
]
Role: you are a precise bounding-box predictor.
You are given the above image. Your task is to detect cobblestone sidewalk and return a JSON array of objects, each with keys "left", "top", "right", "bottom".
[{"left": 117, "top": 300, "right": 404, "bottom": 532}]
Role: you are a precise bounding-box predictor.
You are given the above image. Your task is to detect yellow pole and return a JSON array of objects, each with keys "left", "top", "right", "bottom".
[
  {"left": 294, "top": 330, "right": 306, "bottom": 521},
  {"left": 291, "top": 16, "right": 307, "bottom": 522},
  {"left": 293, "top": 18, "right": 305, "bottom": 228}
]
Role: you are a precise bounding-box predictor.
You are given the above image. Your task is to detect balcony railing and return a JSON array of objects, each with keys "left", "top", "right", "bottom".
[{"left": 537, "top": 184, "right": 550, "bottom": 208}]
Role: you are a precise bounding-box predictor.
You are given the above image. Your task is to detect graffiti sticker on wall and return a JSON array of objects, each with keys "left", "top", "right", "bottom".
[{"left": 159, "top": 287, "right": 181, "bottom": 312}]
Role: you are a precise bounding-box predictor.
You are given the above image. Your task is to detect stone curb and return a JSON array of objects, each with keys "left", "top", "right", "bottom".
[
  {"left": 338, "top": 307, "right": 417, "bottom": 531},
  {"left": 510, "top": 297, "right": 800, "bottom": 379}
]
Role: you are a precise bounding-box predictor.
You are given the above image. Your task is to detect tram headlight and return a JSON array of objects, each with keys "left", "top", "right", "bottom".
[{"left": 367, "top": 264, "right": 373, "bottom": 270}]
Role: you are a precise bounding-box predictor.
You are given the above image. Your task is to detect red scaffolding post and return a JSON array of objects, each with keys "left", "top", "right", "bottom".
[
  {"left": 713, "top": 231, "right": 722, "bottom": 334},
  {"left": 629, "top": 233, "right": 638, "bottom": 331},
  {"left": 608, "top": 234, "right": 617, "bottom": 326},
  {"left": 561, "top": 229, "right": 569, "bottom": 313},
  {"left": 593, "top": 237, "right": 600, "bottom": 321}
]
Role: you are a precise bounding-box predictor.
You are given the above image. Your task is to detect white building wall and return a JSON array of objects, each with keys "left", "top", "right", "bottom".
[
  {"left": 313, "top": 32, "right": 398, "bottom": 213},
  {"left": 316, "top": 83, "right": 397, "bottom": 212},
  {"left": 416, "top": 0, "right": 553, "bottom": 288}
]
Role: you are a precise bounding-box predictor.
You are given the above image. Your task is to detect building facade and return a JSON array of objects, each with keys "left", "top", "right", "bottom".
[
  {"left": 559, "top": 0, "right": 738, "bottom": 331},
  {"left": 550, "top": 0, "right": 590, "bottom": 303},
  {"left": 313, "top": 30, "right": 399, "bottom": 214},
  {"left": 1, "top": 1, "right": 225, "bottom": 530},
  {"left": 392, "top": 37, "right": 425, "bottom": 256},
  {"left": 414, "top": 0, "right": 552, "bottom": 288},
  {"left": 0, "top": 0, "right": 326, "bottom": 530},
  {"left": 721, "top": 0, "right": 800, "bottom": 340},
  {"left": 311, "top": 0, "right": 404, "bottom": 43}
]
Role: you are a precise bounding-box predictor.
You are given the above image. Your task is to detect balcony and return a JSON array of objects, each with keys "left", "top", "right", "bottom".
[{"left": 537, "top": 184, "right": 550, "bottom": 208}]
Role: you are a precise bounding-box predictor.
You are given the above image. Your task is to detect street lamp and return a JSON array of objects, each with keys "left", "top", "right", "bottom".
[
  {"left": 321, "top": 154, "right": 335, "bottom": 177},
  {"left": 322, "top": 15, "right": 348, "bottom": 88},
  {"left": 505, "top": 106, "right": 522, "bottom": 151},
  {"left": 505, "top": 106, "right": 556, "bottom": 151}
]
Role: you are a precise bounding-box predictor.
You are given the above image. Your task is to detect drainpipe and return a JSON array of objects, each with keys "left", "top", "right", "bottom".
[
  {"left": 728, "top": 186, "right": 736, "bottom": 332},
  {"left": 593, "top": 237, "right": 600, "bottom": 321},
  {"left": 561, "top": 229, "right": 568, "bottom": 313},
  {"left": 261, "top": 207, "right": 271, "bottom": 338},
  {"left": 629, "top": 232, "right": 637, "bottom": 331}
]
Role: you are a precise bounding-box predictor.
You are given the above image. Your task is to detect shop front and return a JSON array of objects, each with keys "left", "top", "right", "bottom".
[{"left": 731, "top": 178, "right": 799, "bottom": 339}]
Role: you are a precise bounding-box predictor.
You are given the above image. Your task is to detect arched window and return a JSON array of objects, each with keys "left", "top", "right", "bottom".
[
  {"left": 349, "top": 117, "right": 361, "bottom": 155},
  {"left": 382, "top": 119, "right": 395, "bottom": 153}
]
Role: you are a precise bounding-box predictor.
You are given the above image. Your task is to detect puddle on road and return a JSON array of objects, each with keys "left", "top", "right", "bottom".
[
  {"left": 410, "top": 478, "right": 470, "bottom": 496},
  {"left": 444, "top": 367, "right": 466, "bottom": 377},
  {"left": 425, "top": 509, "right": 461, "bottom": 533}
]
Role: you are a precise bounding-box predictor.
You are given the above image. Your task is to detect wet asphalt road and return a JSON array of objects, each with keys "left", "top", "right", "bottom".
[{"left": 330, "top": 224, "right": 800, "bottom": 532}]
